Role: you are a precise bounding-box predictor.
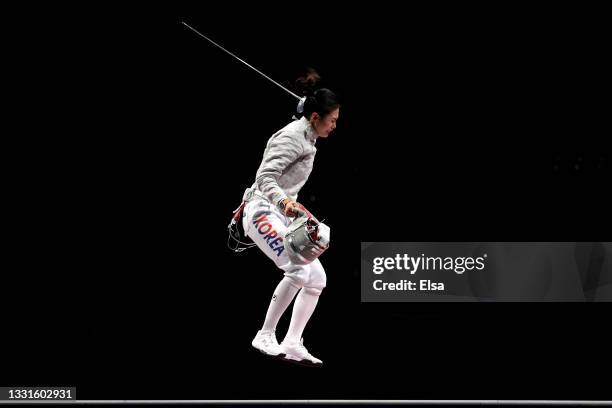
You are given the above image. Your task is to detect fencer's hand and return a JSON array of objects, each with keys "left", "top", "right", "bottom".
[
  {"left": 284, "top": 200, "right": 302, "bottom": 217},
  {"left": 282, "top": 200, "right": 308, "bottom": 218}
]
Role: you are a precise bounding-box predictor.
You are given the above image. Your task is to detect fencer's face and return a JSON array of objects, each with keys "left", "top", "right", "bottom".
[{"left": 311, "top": 108, "right": 339, "bottom": 138}]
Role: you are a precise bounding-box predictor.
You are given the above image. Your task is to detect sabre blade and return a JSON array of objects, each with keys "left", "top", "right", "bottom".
[{"left": 181, "top": 21, "right": 302, "bottom": 101}]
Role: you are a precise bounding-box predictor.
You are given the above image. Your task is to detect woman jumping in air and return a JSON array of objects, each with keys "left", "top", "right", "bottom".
[{"left": 240, "top": 87, "right": 339, "bottom": 367}]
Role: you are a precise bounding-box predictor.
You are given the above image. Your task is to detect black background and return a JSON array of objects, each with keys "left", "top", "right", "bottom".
[{"left": 4, "top": 2, "right": 611, "bottom": 402}]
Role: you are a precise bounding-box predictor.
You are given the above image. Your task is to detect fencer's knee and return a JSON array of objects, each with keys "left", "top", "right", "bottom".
[
  {"left": 308, "top": 259, "right": 327, "bottom": 290},
  {"left": 281, "top": 263, "right": 307, "bottom": 287},
  {"left": 282, "top": 274, "right": 303, "bottom": 290},
  {"left": 303, "top": 286, "right": 323, "bottom": 296},
  {"left": 281, "top": 260, "right": 326, "bottom": 291}
]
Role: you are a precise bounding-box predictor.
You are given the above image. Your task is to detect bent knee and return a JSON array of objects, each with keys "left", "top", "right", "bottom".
[
  {"left": 303, "top": 286, "right": 323, "bottom": 296},
  {"left": 307, "top": 260, "right": 327, "bottom": 290},
  {"left": 281, "top": 263, "right": 308, "bottom": 288}
]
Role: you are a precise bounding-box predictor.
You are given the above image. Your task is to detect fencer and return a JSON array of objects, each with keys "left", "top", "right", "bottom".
[
  {"left": 241, "top": 89, "right": 339, "bottom": 366},
  {"left": 180, "top": 22, "right": 338, "bottom": 366}
]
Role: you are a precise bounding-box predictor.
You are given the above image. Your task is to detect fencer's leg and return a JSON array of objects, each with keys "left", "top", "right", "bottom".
[
  {"left": 245, "top": 199, "right": 301, "bottom": 357},
  {"left": 252, "top": 278, "right": 298, "bottom": 356},
  {"left": 283, "top": 286, "right": 321, "bottom": 344},
  {"left": 261, "top": 276, "right": 302, "bottom": 331},
  {"left": 243, "top": 199, "right": 310, "bottom": 334},
  {"left": 279, "top": 260, "right": 326, "bottom": 366},
  {"left": 279, "top": 285, "right": 323, "bottom": 366}
]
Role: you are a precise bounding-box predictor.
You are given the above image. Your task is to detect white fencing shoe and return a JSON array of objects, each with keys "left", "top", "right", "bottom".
[
  {"left": 279, "top": 338, "right": 323, "bottom": 367},
  {"left": 252, "top": 329, "right": 284, "bottom": 357}
]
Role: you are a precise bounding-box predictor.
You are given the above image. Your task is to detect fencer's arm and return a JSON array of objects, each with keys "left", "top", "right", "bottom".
[{"left": 255, "top": 132, "right": 304, "bottom": 207}]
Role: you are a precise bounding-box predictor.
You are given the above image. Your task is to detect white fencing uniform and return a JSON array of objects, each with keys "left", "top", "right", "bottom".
[
  {"left": 242, "top": 117, "right": 326, "bottom": 293},
  {"left": 243, "top": 197, "right": 326, "bottom": 292}
]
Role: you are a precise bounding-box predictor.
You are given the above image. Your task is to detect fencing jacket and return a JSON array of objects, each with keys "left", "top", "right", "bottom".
[{"left": 243, "top": 116, "right": 318, "bottom": 208}]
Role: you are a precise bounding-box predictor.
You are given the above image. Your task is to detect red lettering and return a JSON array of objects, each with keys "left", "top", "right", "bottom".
[
  {"left": 258, "top": 223, "right": 272, "bottom": 234},
  {"left": 264, "top": 230, "right": 278, "bottom": 243},
  {"left": 253, "top": 215, "right": 268, "bottom": 228}
]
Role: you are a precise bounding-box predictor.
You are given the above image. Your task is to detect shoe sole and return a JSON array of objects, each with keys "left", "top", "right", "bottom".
[{"left": 279, "top": 355, "right": 322, "bottom": 368}]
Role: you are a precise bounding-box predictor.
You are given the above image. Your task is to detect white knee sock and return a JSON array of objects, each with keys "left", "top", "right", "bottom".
[
  {"left": 283, "top": 288, "right": 320, "bottom": 344},
  {"left": 261, "top": 277, "right": 301, "bottom": 332}
]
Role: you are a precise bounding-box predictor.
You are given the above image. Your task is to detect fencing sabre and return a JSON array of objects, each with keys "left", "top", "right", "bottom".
[
  {"left": 181, "top": 21, "right": 303, "bottom": 103},
  {"left": 181, "top": 22, "right": 324, "bottom": 252}
]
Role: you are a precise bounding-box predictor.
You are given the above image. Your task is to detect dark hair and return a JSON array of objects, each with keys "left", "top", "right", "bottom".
[
  {"left": 303, "top": 88, "right": 340, "bottom": 120},
  {"left": 294, "top": 66, "right": 321, "bottom": 97}
]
